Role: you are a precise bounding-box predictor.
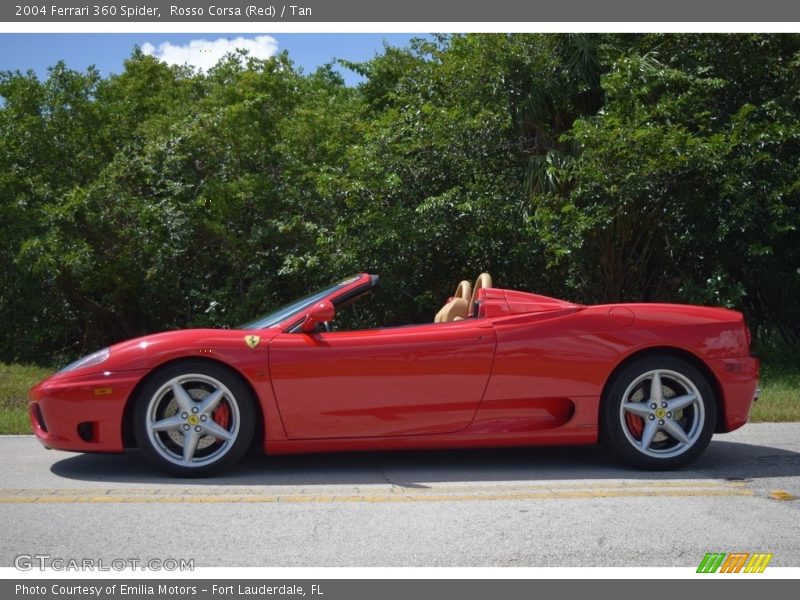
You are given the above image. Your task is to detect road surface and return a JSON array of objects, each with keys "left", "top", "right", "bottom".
[{"left": 1, "top": 423, "right": 799, "bottom": 567}]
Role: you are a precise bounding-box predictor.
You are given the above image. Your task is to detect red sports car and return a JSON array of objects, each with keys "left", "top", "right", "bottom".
[{"left": 29, "top": 273, "right": 759, "bottom": 476}]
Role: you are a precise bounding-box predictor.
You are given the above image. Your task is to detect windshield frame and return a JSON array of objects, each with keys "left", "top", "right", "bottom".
[{"left": 239, "top": 274, "right": 375, "bottom": 331}]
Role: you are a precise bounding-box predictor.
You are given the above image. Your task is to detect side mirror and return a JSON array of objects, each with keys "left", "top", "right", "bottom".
[{"left": 301, "top": 300, "right": 335, "bottom": 333}]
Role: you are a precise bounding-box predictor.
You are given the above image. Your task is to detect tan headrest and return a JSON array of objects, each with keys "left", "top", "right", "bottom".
[
  {"left": 454, "top": 280, "right": 472, "bottom": 302},
  {"left": 469, "top": 272, "right": 493, "bottom": 314}
]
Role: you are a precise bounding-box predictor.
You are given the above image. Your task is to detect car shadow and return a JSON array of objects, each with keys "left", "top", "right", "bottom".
[{"left": 49, "top": 438, "right": 800, "bottom": 486}]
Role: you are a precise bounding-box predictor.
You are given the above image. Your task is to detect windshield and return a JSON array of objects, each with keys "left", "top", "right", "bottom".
[{"left": 239, "top": 276, "right": 361, "bottom": 330}]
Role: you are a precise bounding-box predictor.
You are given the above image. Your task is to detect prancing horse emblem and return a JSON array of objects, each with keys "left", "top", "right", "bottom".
[{"left": 244, "top": 335, "right": 261, "bottom": 349}]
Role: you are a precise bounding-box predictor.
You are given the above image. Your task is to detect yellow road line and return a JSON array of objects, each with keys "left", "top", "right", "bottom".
[
  {"left": 768, "top": 489, "right": 798, "bottom": 501},
  {"left": 0, "top": 479, "right": 750, "bottom": 496},
  {"left": 0, "top": 486, "right": 755, "bottom": 504}
]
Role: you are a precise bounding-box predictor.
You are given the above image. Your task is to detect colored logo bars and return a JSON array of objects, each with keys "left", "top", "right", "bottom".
[{"left": 697, "top": 552, "right": 773, "bottom": 573}]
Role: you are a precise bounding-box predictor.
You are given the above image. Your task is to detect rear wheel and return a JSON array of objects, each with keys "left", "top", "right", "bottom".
[
  {"left": 601, "top": 356, "right": 716, "bottom": 470},
  {"left": 133, "top": 361, "right": 255, "bottom": 477}
]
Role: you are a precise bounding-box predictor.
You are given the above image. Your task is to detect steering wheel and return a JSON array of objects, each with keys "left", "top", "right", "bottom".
[{"left": 468, "top": 273, "right": 493, "bottom": 316}]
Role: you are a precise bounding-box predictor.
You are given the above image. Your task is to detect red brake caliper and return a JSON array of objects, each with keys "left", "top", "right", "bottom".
[
  {"left": 625, "top": 413, "right": 644, "bottom": 440},
  {"left": 212, "top": 403, "right": 231, "bottom": 437}
]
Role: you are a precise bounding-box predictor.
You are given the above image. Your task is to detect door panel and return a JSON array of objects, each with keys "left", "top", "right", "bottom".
[{"left": 269, "top": 320, "right": 496, "bottom": 439}]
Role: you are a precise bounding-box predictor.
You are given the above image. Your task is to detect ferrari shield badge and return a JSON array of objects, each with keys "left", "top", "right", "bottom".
[{"left": 244, "top": 335, "right": 261, "bottom": 349}]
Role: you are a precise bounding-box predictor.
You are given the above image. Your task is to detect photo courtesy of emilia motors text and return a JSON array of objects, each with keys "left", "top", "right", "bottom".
[{"left": 1, "top": 0, "right": 799, "bottom": 598}]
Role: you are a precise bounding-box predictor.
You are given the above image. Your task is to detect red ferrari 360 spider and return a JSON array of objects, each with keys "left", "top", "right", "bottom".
[{"left": 29, "top": 273, "right": 759, "bottom": 476}]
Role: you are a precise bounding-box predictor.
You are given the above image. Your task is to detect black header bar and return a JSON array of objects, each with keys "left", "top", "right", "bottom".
[{"left": 4, "top": 0, "right": 800, "bottom": 22}]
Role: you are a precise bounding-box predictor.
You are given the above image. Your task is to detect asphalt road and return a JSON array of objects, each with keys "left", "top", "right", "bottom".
[{"left": 1, "top": 423, "right": 799, "bottom": 567}]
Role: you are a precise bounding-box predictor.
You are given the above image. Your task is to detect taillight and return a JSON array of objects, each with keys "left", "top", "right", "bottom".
[{"left": 745, "top": 326, "right": 752, "bottom": 349}]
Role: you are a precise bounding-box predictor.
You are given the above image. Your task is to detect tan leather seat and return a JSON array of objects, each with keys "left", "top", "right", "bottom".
[
  {"left": 434, "top": 280, "right": 472, "bottom": 323},
  {"left": 434, "top": 297, "right": 469, "bottom": 323}
]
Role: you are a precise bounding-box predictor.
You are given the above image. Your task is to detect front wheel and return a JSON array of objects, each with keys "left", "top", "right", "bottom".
[
  {"left": 133, "top": 361, "right": 255, "bottom": 477},
  {"left": 601, "top": 356, "right": 717, "bottom": 470}
]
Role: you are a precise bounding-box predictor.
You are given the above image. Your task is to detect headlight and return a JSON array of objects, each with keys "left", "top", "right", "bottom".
[{"left": 59, "top": 348, "right": 110, "bottom": 373}]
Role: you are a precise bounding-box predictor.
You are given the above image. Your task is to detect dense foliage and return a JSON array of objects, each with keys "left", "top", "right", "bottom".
[{"left": 1, "top": 34, "right": 798, "bottom": 366}]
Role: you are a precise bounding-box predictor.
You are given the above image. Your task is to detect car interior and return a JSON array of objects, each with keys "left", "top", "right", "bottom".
[
  {"left": 315, "top": 272, "right": 495, "bottom": 332},
  {"left": 434, "top": 273, "right": 493, "bottom": 323}
]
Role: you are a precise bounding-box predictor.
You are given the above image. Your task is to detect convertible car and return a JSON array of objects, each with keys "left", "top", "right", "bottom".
[{"left": 29, "top": 273, "right": 759, "bottom": 476}]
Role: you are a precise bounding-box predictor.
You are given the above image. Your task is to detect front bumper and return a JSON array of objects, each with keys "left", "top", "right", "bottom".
[{"left": 29, "top": 369, "right": 149, "bottom": 452}]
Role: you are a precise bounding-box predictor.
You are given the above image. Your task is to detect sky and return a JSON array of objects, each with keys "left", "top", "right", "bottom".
[{"left": 0, "top": 33, "right": 423, "bottom": 86}]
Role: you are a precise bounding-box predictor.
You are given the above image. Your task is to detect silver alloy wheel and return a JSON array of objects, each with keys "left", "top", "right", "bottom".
[
  {"left": 145, "top": 373, "right": 241, "bottom": 467},
  {"left": 618, "top": 369, "right": 705, "bottom": 459}
]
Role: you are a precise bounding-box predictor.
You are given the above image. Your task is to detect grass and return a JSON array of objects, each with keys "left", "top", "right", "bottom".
[
  {"left": 0, "top": 363, "right": 53, "bottom": 434},
  {"left": 749, "top": 361, "right": 800, "bottom": 422},
  {"left": 0, "top": 358, "right": 796, "bottom": 435}
]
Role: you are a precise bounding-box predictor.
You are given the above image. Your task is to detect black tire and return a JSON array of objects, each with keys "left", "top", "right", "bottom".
[
  {"left": 133, "top": 360, "right": 256, "bottom": 477},
  {"left": 600, "top": 355, "right": 717, "bottom": 470}
]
